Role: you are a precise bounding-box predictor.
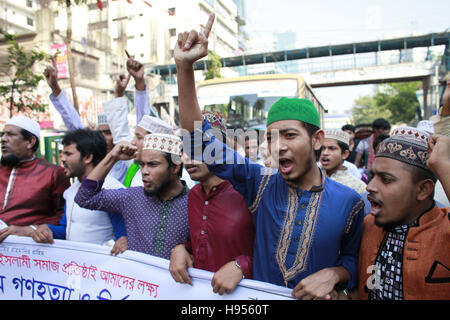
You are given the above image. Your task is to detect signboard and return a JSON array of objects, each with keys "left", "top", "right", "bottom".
[
  {"left": 0, "top": 236, "right": 292, "bottom": 300},
  {"left": 50, "top": 43, "right": 69, "bottom": 79}
]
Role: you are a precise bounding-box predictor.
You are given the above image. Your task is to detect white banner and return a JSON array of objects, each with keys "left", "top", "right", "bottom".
[{"left": 0, "top": 236, "right": 292, "bottom": 300}]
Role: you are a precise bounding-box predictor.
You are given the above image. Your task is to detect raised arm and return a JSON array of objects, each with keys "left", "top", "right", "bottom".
[
  {"left": 103, "top": 74, "right": 133, "bottom": 143},
  {"left": 86, "top": 141, "right": 137, "bottom": 182},
  {"left": 427, "top": 134, "right": 450, "bottom": 201},
  {"left": 175, "top": 13, "right": 215, "bottom": 133},
  {"left": 44, "top": 59, "right": 84, "bottom": 130},
  {"left": 75, "top": 143, "right": 137, "bottom": 215},
  {"left": 428, "top": 80, "right": 450, "bottom": 193},
  {"left": 432, "top": 79, "right": 450, "bottom": 137},
  {"left": 174, "top": 14, "right": 268, "bottom": 205},
  {"left": 126, "top": 53, "right": 150, "bottom": 123}
]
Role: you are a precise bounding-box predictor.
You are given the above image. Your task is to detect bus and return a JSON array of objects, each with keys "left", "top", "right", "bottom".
[{"left": 196, "top": 74, "right": 326, "bottom": 131}]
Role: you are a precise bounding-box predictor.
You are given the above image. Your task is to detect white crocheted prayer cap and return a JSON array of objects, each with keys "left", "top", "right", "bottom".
[
  {"left": 324, "top": 129, "right": 350, "bottom": 146},
  {"left": 5, "top": 115, "right": 40, "bottom": 139},
  {"left": 416, "top": 120, "right": 434, "bottom": 134},
  {"left": 137, "top": 115, "right": 174, "bottom": 135},
  {"left": 143, "top": 133, "right": 182, "bottom": 156}
]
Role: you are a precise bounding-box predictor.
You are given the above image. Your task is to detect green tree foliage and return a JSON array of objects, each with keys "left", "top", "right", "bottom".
[
  {"left": 351, "top": 95, "right": 391, "bottom": 125},
  {"left": 376, "top": 82, "right": 421, "bottom": 124},
  {"left": 204, "top": 50, "right": 222, "bottom": 80},
  {"left": 0, "top": 29, "right": 49, "bottom": 118},
  {"left": 351, "top": 82, "right": 421, "bottom": 125}
]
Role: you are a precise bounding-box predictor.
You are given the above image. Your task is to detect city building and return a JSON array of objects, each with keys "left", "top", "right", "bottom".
[
  {"left": 0, "top": 0, "right": 241, "bottom": 128},
  {"left": 0, "top": 0, "right": 36, "bottom": 35}
]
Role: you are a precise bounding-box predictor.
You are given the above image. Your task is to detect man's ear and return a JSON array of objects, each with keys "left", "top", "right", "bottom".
[
  {"left": 83, "top": 153, "right": 94, "bottom": 166},
  {"left": 416, "top": 179, "right": 435, "bottom": 201},
  {"left": 26, "top": 136, "right": 37, "bottom": 151},
  {"left": 172, "top": 163, "right": 182, "bottom": 178},
  {"left": 312, "top": 129, "right": 324, "bottom": 151},
  {"left": 342, "top": 149, "right": 350, "bottom": 161}
]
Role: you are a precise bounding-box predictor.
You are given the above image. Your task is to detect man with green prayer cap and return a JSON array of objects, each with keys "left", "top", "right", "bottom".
[{"left": 174, "top": 13, "right": 364, "bottom": 300}]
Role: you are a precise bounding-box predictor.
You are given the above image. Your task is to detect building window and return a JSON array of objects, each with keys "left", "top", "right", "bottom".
[
  {"left": 169, "top": 28, "right": 176, "bottom": 37},
  {"left": 27, "top": 17, "right": 34, "bottom": 26},
  {"left": 26, "top": 0, "right": 33, "bottom": 8},
  {"left": 168, "top": 7, "right": 175, "bottom": 15}
]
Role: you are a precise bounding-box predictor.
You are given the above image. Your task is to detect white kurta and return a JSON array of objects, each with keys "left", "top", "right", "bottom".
[{"left": 64, "top": 175, "right": 124, "bottom": 245}]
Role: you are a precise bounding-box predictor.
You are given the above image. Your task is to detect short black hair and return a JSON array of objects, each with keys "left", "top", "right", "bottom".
[
  {"left": 62, "top": 128, "right": 106, "bottom": 166},
  {"left": 337, "top": 140, "right": 350, "bottom": 154},
  {"left": 372, "top": 118, "right": 391, "bottom": 131},
  {"left": 403, "top": 164, "right": 437, "bottom": 184},
  {"left": 301, "top": 121, "right": 320, "bottom": 138},
  {"left": 320, "top": 140, "right": 349, "bottom": 155},
  {"left": 20, "top": 129, "right": 39, "bottom": 153},
  {"left": 341, "top": 124, "right": 355, "bottom": 133},
  {"left": 373, "top": 134, "right": 390, "bottom": 153}
]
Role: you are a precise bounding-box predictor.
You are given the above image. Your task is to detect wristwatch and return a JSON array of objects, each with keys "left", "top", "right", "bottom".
[
  {"left": 235, "top": 260, "right": 245, "bottom": 279},
  {"left": 342, "top": 289, "right": 352, "bottom": 300}
]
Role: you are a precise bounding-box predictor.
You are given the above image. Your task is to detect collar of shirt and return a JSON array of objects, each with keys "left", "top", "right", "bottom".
[
  {"left": 198, "top": 180, "right": 229, "bottom": 200},
  {"left": 156, "top": 180, "right": 189, "bottom": 203},
  {"left": 392, "top": 220, "right": 418, "bottom": 234},
  {"left": 285, "top": 167, "right": 326, "bottom": 193},
  {"left": 389, "top": 201, "right": 435, "bottom": 234},
  {"left": 330, "top": 167, "right": 349, "bottom": 177}
]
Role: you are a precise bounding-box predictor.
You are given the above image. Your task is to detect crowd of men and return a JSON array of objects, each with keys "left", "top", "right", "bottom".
[{"left": 1, "top": 13, "right": 449, "bottom": 300}]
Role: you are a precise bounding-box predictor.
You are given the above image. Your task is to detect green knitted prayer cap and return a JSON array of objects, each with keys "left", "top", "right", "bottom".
[{"left": 266, "top": 97, "right": 321, "bottom": 128}]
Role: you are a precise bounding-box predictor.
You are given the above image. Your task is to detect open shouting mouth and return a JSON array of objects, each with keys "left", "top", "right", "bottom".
[
  {"left": 321, "top": 157, "right": 331, "bottom": 167},
  {"left": 367, "top": 194, "right": 384, "bottom": 217},
  {"left": 279, "top": 157, "right": 294, "bottom": 175}
]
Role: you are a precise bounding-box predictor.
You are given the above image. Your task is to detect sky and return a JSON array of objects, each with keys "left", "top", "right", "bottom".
[{"left": 243, "top": 0, "right": 450, "bottom": 114}]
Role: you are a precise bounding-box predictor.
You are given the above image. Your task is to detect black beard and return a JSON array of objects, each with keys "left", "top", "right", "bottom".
[
  {"left": 143, "top": 173, "right": 172, "bottom": 198},
  {"left": 1, "top": 154, "right": 21, "bottom": 167}
]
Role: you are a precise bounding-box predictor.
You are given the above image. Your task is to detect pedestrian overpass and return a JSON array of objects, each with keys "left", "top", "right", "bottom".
[
  {"left": 300, "top": 59, "right": 438, "bottom": 87},
  {"left": 150, "top": 32, "right": 450, "bottom": 77},
  {"left": 149, "top": 31, "right": 450, "bottom": 118}
]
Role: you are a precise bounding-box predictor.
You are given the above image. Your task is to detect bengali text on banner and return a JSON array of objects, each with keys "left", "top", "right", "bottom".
[{"left": 0, "top": 236, "right": 292, "bottom": 300}]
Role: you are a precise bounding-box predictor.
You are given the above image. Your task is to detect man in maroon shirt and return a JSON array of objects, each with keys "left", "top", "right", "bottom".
[
  {"left": 0, "top": 116, "right": 69, "bottom": 242},
  {"left": 169, "top": 112, "right": 255, "bottom": 295}
]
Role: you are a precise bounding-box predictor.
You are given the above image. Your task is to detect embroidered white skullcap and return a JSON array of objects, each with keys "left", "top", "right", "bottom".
[
  {"left": 143, "top": 133, "right": 182, "bottom": 156},
  {"left": 416, "top": 120, "right": 434, "bottom": 134},
  {"left": 97, "top": 112, "right": 109, "bottom": 126},
  {"left": 324, "top": 129, "right": 350, "bottom": 146},
  {"left": 5, "top": 115, "right": 40, "bottom": 139},
  {"left": 137, "top": 115, "right": 173, "bottom": 135}
]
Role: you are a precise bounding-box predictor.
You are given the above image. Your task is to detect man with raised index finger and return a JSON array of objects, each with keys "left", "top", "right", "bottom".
[{"left": 175, "top": 13, "right": 365, "bottom": 300}]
